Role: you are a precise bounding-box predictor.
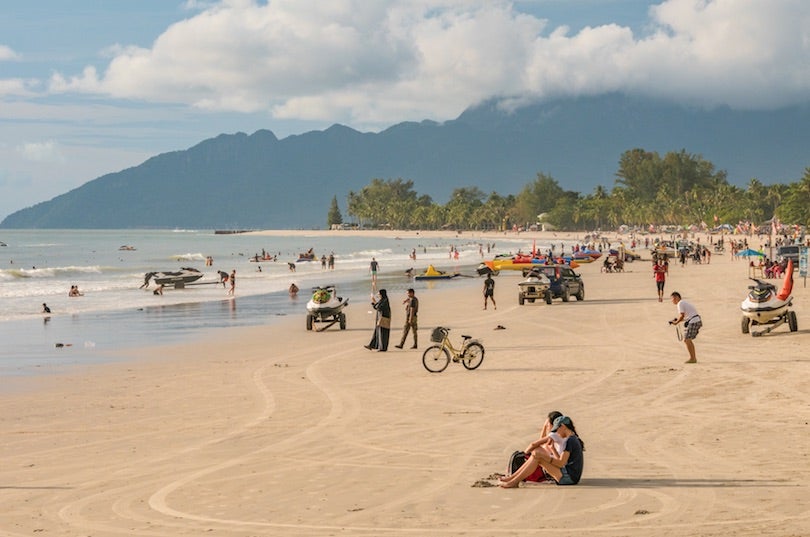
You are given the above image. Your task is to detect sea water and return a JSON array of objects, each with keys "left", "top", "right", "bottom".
[{"left": 1, "top": 229, "right": 560, "bottom": 377}]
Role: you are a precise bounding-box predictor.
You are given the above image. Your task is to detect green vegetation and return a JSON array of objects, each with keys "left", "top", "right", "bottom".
[
  {"left": 327, "top": 195, "right": 343, "bottom": 227},
  {"left": 342, "top": 149, "right": 810, "bottom": 230}
]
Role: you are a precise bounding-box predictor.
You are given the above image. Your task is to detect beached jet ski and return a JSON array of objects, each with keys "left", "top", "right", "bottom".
[
  {"left": 150, "top": 267, "right": 204, "bottom": 286},
  {"left": 306, "top": 285, "right": 348, "bottom": 331},
  {"left": 741, "top": 259, "right": 797, "bottom": 336}
]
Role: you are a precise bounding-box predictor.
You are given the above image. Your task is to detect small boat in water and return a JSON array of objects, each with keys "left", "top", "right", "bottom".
[
  {"left": 149, "top": 267, "right": 204, "bottom": 287},
  {"left": 414, "top": 265, "right": 459, "bottom": 280},
  {"left": 306, "top": 285, "right": 348, "bottom": 331},
  {"left": 297, "top": 248, "right": 317, "bottom": 262}
]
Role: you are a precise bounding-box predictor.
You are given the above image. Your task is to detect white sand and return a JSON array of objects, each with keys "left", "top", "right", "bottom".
[{"left": 2, "top": 236, "right": 808, "bottom": 536}]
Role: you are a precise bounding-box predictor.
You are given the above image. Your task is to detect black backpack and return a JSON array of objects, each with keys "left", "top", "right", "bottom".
[{"left": 507, "top": 450, "right": 526, "bottom": 475}]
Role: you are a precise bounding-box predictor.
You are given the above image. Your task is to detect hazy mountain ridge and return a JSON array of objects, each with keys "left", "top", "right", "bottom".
[{"left": 3, "top": 94, "right": 808, "bottom": 229}]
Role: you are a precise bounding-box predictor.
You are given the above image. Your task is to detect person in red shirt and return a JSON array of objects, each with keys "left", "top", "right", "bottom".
[{"left": 653, "top": 255, "right": 668, "bottom": 302}]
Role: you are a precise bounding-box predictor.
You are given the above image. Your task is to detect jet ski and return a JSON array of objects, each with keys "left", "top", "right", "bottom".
[
  {"left": 306, "top": 285, "right": 348, "bottom": 331},
  {"left": 741, "top": 259, "right": 797, "bottom": 336},
  {"left": 150, "top": 267, "right": 204, "bottom": 287},
  {"left": 518, "top": 269, "right": 552, "bottom": 305}
]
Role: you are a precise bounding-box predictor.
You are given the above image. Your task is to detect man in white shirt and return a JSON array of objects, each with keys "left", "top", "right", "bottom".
[{"left": 669, "top": 291, "right": 702, "bottom": 363}]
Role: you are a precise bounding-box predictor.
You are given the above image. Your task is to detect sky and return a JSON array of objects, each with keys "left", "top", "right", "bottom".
[{"left": 1, "top": 0, "right": 809, "bottom": 221}]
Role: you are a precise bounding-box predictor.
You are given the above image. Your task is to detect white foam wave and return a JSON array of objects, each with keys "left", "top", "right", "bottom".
[
  {"left": 170, "top": 253, "right": 207, "bottom": 261},
  {"left": 0, "top": 265, "right": 105, "bottom": 280}
]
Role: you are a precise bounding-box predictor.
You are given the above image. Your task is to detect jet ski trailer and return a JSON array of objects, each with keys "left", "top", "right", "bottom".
[
  {"left": 741, "top": 259, "right": 797, "bottom": 336},
  {"left": 306, "top": 285, "right": 349, "bottom": 331}
]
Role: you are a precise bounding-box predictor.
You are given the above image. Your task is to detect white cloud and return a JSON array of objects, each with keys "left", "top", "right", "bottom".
[
  {"left": 0, "top": 44, "right": 19, "bottom": 61},
  {"left": 0, "top": 78, "right": 37, "bottom": 97},
  {"left": 16, "top": 141, "right": 65, "bottom": 163},
  {"left": 44, "top": 0, "right": 810, "bottom": 130}
]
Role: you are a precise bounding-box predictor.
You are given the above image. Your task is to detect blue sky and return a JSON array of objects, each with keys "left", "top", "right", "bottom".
[{"left": 1, "top": 0, "right": 808, "bottom": 220}]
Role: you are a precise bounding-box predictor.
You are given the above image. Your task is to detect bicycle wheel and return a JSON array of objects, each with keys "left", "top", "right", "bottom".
[
  {"left": 461, "top": 342, "right": 485, "bottom": 370},
  {"left": 422, "top": 345, "right": 450, "bottom": 373}
]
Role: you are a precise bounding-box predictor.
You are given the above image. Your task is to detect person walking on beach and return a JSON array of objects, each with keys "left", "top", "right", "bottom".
[
  {"left": 669, "top": 291, "right": 702, "bottom": 363},
  {"left": 365, "top": 289, "right": 391, "bottom": 351},
  {"left": 227, "top": 269, "right": 236, "bottom": 296},
  {"left": 395, "top": 288, "right": 419, "bottom": 349},
  {"left": 483, "top": 273, "right": 496, "bottom": 310},
  {"left": 218, "top": 270, "right": 229, "bottom": 288},
  {"left": 653, "top": 256, "right": 667, "bottom": 302},
  {"left": 369, "top": 257, "right": 379, "bottom": 286},
  {"left": 140, "top": 272, "right": 155, "bottom": 289}
]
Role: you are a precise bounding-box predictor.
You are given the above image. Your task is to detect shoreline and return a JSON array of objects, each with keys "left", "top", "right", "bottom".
[{"left": 2, "top": 238, "right": 808, "bottom": 535}]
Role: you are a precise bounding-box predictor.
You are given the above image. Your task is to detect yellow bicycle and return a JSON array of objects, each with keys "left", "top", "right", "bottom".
[{"left": 422, "top": 327, "right": 485, "bottom": 373}]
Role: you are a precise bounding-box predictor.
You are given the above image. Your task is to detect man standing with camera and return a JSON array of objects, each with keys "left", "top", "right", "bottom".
[{"left": 669, "top": 291, "right": 701, "bottom": 363}]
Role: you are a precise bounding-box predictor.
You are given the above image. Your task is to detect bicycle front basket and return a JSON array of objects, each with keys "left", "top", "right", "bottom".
[{"left": 430, "top": 327, "right": 446, "bottom": 343}]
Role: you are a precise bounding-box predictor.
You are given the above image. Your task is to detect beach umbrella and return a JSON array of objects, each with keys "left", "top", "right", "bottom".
[{"left": 735, "top": 248, "right": 765, "bottom": 257}]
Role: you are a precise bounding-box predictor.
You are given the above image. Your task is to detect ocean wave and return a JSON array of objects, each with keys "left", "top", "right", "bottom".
[
  {"left": 0, "top": 265, "right": 105, "bottom": 280},
  {"left": 169, "top": 253, "right": 207, "bottom": 261}
]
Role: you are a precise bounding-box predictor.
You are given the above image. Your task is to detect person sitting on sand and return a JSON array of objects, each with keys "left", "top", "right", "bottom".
[
  {"left": 499, "top": 411, "right": 564, "bottom": 484},
  {"left": 500, "top": 415, "right": 584, "bottom": 488}
]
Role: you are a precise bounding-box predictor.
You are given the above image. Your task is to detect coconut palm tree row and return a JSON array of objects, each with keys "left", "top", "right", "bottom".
[{"left": 342, "top": 149, "right": 810, "bottom": 231}]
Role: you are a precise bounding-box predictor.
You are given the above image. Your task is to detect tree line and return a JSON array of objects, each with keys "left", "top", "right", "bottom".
[{"left": 327, "top": 148, "right": 810, "bottom": 231}]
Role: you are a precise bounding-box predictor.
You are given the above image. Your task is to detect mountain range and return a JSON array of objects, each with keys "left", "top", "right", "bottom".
[{"left": 2, "top": 93, "right": 808, "bottom": 229}]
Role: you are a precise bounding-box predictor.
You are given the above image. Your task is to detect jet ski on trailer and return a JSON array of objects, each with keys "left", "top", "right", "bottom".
[
  {"left": 306, "top": 285, "right": 348, "bottom": 331},
  {"left": 741, "top": 259, "right": 797, "bottom": 336}
]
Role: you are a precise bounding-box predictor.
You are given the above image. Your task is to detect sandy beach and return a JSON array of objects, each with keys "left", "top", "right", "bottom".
[{"left": 2, "top": 232, "right": 808, "bottom": 536}]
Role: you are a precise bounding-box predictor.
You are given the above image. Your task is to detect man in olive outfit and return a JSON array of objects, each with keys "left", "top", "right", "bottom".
[{"left": 395, "top": 288, "right": 419, "bottom": 349}]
